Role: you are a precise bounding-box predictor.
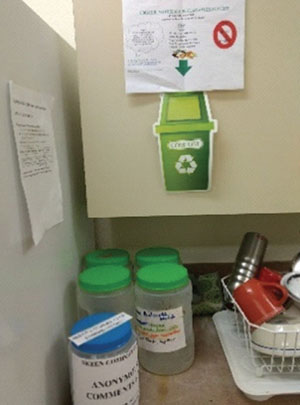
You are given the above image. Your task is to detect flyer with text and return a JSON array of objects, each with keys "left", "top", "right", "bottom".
[{"left": 122, "top": 0, "right": 245, "bottom": 93}]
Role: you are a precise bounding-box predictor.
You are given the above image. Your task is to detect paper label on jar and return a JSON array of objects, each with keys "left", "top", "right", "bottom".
[
  {"left": 70, "top": 342, "right": 139, "bottom": 405},
  {"left": 136, "top": 306, "right": 186, "bottom": 352},
  {"left": 69, "top": 312, "right": 132, "bottom": 347}
]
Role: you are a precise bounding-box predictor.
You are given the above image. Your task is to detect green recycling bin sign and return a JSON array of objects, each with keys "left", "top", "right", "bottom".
[{"left": 154, "top": 92, "right": 217, "bottom": 192}]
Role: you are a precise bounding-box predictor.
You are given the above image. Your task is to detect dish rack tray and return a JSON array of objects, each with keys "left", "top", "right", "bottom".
[{"left": 221, "top": 276, "right": 300, "bottom": 377}]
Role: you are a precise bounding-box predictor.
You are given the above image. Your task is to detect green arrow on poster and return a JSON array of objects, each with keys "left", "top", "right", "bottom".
[{"left": 175, "top": 60, "right": 192, "bottom": 76}]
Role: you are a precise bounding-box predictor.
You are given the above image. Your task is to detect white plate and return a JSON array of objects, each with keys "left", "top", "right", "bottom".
[
  {"left": 213, "top": 310, "right": 300, "bottom": 401},
  {"left": 281, "top": 272, "right": 300, "bottom": 308},
  {"left": 251, "top": 304, "right": 300, "bottom": 357}
]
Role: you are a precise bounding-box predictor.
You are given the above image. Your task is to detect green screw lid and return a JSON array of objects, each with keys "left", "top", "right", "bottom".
[
  {"left": 84, "top": 249, "right": 130, "bottom": 268},
  {"left": 135, "top": 247, "right": 180, "bottom": 268},
  {"left": 136, "top": 263, "right": 189, "bottom": 291},
  {"left": 79, "top": 265, "right": 131, "bottom": 293}
]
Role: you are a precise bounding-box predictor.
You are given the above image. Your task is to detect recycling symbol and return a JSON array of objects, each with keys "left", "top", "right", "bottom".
[{"left": 175, "top": 154, "right": 197, "bottom": 174}]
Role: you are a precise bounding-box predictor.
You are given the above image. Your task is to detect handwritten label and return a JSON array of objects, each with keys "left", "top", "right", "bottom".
[
  {"left": 136, "top": 306, "right": 186, "bottom": 352},
  {"left": 71, "top": 342, "right": 139, "bottom": 405},
  {"left": 69, "top": 313, "right": 132, "bottom": 347}
]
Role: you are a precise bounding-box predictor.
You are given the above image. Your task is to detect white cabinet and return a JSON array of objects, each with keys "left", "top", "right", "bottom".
[{"left": 73, "top": 0, "right": 300, "bottom": 218}]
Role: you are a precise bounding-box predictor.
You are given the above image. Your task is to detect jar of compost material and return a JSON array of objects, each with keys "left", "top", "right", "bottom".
[
  {"left": 69, "top": 313, "right": 139, "bottom": 405},
  {"left": 135, "top": 263, "right": 194, "bottom": 375},
  {"left": 77, "top": 266, "right": 134, "bottom": 318},
  {"left": 84, "top": 249, "right": 131, "bottom": 271},
  {"left": 134, "top": 247, "right": 181, "bottom": 278}
]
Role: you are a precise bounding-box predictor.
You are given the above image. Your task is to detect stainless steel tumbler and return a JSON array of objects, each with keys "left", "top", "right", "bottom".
[{"left": 227, "top": 232, "right": 268, "bottom": 296}]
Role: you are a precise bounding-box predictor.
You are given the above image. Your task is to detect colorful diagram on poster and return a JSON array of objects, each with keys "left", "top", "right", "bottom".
[
  {"left": 153, "top": 92, "right": 217, "bottom": 192},
  {"left": 122, "top": 0, "right": 245, "bottom": 93}
]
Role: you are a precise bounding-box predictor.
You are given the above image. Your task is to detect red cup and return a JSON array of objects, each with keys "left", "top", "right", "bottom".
[
  {"left": 257, "top": 267, "right": 282, "bottom": 284},
  {"left": 233, "top": 278, "right": 288, "bottom": 325}
]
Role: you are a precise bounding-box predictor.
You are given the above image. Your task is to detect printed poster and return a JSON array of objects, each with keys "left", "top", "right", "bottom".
[
  {"left": 9, "top": 82, "right": 63, "bottom": 245},
  {"left": 122, "top": 0, "right": 245, "bottom": 93}
]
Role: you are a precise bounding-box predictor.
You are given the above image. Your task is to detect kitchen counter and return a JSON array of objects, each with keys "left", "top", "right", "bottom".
[{"left": 139, "top": 316, "right": 300, "bottom": 405}]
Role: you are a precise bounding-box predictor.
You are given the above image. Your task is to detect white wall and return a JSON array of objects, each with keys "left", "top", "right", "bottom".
[
  {"left": 0, "top": 1, "right": 94, "bottom": 404},
  {"left": 74, "top": 0, "right": 300, "bottom": 218},
  {"left": 74, "top": 0, "right": 300, "bottom": 264},
  {"left": 22, "top": 0, "right": 76, "bottom": 48},
  {"left": 96, "top": 214, "right": 300, "bottom": 264}
]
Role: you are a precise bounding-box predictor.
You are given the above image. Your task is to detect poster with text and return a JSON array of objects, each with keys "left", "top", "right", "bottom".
[
  {"left": 9, "top": 82, "right": 63, "bottom": 245},
  {"left": 122, "top": 0, "right": 245, "bottom": 93}
]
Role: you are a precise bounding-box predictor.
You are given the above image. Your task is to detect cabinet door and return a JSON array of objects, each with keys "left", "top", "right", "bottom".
[{"left": 73, "top": 0, "right": 300, "bottom": 218}]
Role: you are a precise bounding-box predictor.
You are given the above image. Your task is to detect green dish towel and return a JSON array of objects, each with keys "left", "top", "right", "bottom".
[{"left": 190, "top": 272, "right": 224, "bottom": 315}]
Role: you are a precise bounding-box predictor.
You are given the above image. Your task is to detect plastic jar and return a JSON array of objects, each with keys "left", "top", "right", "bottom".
[
  {"left": 135, "top": 263, "right": 194, "bottom": 375},
  {"left": 134, "top": 247, "right": 181, "bottom": 278},
  {"left": 84, "top": 249, "right": 131, "bottom": 271},
  {"left": 69, "top": 313, "right": 139, "bottom": 405},
  {"left": 77, "top": 265, "right": 135, "bottom": 318}
]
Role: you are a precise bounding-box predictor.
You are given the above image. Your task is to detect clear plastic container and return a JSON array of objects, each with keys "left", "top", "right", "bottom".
[
  {"left": 84, "top": 248, "right": 132, "bottom": 271},
  {"left": 69, "top": 313, "right": 139, "bottom": 405},
  {"left": 135, "top": 263, "right": 194, "bottom": 375},
  {"left": 134, "top": 246, "right": 181, "bottom": 278},
  {"left": 77, "top": 265, "right": 134, "bottom": 318}
]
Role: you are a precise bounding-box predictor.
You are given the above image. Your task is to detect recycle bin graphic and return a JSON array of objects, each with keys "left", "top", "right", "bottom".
[{"left": 154, "top": 92, "right": 217, "bottom": 191}]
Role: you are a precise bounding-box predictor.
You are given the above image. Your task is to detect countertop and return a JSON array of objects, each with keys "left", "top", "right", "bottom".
[{"left": 139, "top": 316, "right": 300, "bottom": 405}]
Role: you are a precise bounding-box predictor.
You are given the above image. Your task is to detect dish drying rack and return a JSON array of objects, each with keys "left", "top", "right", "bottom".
[{"left": 221, "top": 275, "right": 300, "bottom": 377}]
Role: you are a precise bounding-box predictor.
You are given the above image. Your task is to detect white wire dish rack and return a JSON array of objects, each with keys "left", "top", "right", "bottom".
[
  {"left": 213, "top": 276, "right": 300, "bottom": 401},
  {"left": 221, "top": 275, "right": 300, "bottom": 376}
]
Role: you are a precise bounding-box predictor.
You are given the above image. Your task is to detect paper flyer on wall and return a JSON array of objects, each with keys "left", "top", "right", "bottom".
[
  {"left": 9, "top": 82, "right": 63, "bottom": 245},
  {"left": 122, "top": 0, "right": 245, "bottom": 93}
]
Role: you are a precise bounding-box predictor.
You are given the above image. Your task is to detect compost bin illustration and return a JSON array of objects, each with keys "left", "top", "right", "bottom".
[{"left": 153, "top": 92, "right": 217, "bottom": 192}]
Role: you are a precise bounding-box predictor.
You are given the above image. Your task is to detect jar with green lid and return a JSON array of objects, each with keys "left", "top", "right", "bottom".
[
  {"left": 134, "top": 247, "right": 181, "bottom": 278},
  {"left": 84, "top": 249, "right": 131, "bottom": 270},
  {"left": 135, "top": 263, "right": 194, "bottom": 375},
  {"left": 77, "top": 265, "right": 134, "bottom": 318}
]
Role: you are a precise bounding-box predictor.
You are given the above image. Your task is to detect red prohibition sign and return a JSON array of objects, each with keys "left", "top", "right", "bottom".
[{"left": 213, "top": 20, "right": 237, "bottom": 49}]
